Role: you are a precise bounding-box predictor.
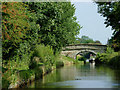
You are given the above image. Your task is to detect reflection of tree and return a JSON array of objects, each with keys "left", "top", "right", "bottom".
[
  {"left": 112, "top": 70, "right": 120, "bottom": 84},
  {"left": 95, "top": 65, "right": 116, "bottom": 81},
  {"left": 59, "top": 65, "right": 76, "bottom": 81}
]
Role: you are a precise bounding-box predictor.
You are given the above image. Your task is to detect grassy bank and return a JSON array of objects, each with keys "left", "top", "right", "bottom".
[
  {"left": 95, "top": 47, "right": 120, "bottom": 69},
  {"left": 2, "top": 44, "right": 76, "bottom": 88},
  {"left": 2, "top": 44, "right": 56, "bottom": 88}
]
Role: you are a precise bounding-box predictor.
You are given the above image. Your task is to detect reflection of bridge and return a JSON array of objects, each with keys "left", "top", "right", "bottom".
[{"left": 61, "top": 44, "right": 107, "bottom": 59}]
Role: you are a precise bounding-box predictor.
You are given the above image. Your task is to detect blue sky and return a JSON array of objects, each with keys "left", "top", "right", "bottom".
[{"left": 72, "top": 2, "right": 113, "bottom": 45}]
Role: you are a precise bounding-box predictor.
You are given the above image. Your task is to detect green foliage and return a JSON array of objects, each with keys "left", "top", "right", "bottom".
[
  {"left": 2, "top": 77, "right": 10, "bottom": 88},
  {"left": 76, "top": 55, "right": 81, "bottom": 60},
  {"left": 2, "top": 2, "right": 30, "bottom": 60},
  {"left": 2, "top": 2, "right": 40, "bottom": 70},
  {"left": 96, "top": 53, "right": 109, "bottom": 64},
  {"left": 2, "top": 2, "right": 80, "bottom": 69},
  {"left": 2, "top": 69, "right": 19, "bottom": 87},
  {"left": 56, "top": 60, "right": 64, "bottom": 68},
  {"left": 106, "top": 46, "right": 114, "bottom": 54},
  {"left": 2, "top": 2, "right": 81, "bottom": 87},
  {"left": 80, "top": 35, "right": 94, "bottom": 43},
  {"left": 95, "top": 1, "right": 120, "bottom": 67},
  {"left": 74, "top": 35, "right": 99, "bottom": 44},
  {"left": 34, "top": 66, "right": 43, "bottom": 79},
  {"left": 94, "top": 40, "right": 101, "bottom": 44},
  {"left": 96, "top": 1, "right": 120, "bottom": 51},
  {"left": 95, "top": 46, "right": 120, "bottom": 68},
  {"left": 2, "top": 42, "right": 34, "bottom": 70},
  {"left": 33, "top": 44, "right": 55, "bottom": 66},
  {"left": 19, "top": 70, "right": 35, "bottom": 81},
  {"left": 26, "top": 2, "right": 81, "bottom": 52},
  {"left": 108, "top": 55, "right": 120, "bottom": 69}
]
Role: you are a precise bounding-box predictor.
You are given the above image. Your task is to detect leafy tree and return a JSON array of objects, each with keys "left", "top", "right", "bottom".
[
  {"left": 2, "top": 2, "right": 40, "bottom": 69},
  {"left": 2, "top": 2, "right": 81, "bottom": 69},
  {"left": 80, "top": 36, "right": 94, "bottom": 43},
  {"left": 95, "top": 40, "right": 101, "bottom": 44},
  {"left": 2, "top": 2, "right": 30, "bottom": 60},
  {"left": 96, "top": 1, "right": 120, "bottom": 51},
  {"left": 26, "top": 2, "right": 81, "bottom": 52},
  {"left": 107, "top": 38, "right": 113, "bottom": 46}
]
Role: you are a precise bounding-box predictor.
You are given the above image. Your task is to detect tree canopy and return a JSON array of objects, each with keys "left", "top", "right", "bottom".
[
  {"left": 74, "top": 35, "right": 98, "bottom": 44},
  {"left": 96, "top": 1, "right": 120, "bottom": 51},
  {"left": 2, "top": 2, "right": 81, "bottom": 62},
  {"left": 26, "top": 2, "right": 81, "bottom": 52}
]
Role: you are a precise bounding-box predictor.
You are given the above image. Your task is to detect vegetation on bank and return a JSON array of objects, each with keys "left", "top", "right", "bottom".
[
  {"left": 96, "top": 1, "right": 120, "bottom": 52},
  {"left": 2, "top": 2, "right": 81, "bottom": 88},
  {"left": 94, "top": 1, "right": 120, "bottom": 68},
  {"left": 2, "top": 1, "right": 120, "bottom": 88},
  {"left": 2, "top": 44, "right": 75, "bottom": 88},
  {"left": 95, "top": 47, "right": 120, "bottom": 69}
]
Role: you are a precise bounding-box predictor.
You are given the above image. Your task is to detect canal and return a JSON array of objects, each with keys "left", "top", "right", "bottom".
[{"left": 25, "top": 62, "right": 120, "bottom": 88}]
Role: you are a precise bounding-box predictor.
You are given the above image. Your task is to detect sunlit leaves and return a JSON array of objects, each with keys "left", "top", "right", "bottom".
[{"left": 27, "top": 2, "right": 81, "bottom": 52}]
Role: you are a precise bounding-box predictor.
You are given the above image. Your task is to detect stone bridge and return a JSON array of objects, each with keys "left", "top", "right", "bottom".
[{"left": 61, "top": 44, "right": 107, "bottom": 59}]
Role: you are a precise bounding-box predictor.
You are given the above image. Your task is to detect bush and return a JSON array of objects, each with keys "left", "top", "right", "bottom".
[
  {"left": 106, "top": 47, "right": 114, "bottom": 54},
  {"left": 19, "top": 70, "right": 35, "bottom": 82},
  {"left": 56, "top": 60, "right": 64, "bottom": 68},
  {"left": 108, "top": 55, "right": 120, "bottom": 69},
  {"left": 95, "top": 46, "right": 120, "bottom": 68},
  {"left": 2, "top": 77, "right": 10, "bottom": 88},
  {"left": 95, "top": 53, "right": 114, "bottom": 64},
  {"left": 32, "top": 44, "right": 56, "bottom": 66}
]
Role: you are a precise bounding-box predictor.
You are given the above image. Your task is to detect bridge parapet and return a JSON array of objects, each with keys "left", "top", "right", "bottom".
[
  {"left": 61, "top": 44, "right": 107, "bottom": 59},
  {"left": 63, "top": 44, "right": 107, "bottom": 51}
]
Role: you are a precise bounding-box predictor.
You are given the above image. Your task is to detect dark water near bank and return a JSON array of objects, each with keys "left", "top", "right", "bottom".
[{"left": 26, "top": 63, "right": 120, "bottom": 88}]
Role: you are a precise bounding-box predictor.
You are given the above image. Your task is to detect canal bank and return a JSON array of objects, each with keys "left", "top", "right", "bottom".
[
  {"left": 3, "top": 55, "right": 75, "bottom": 89},
  {"left": 95, "top": 49, "right": 120, "bottom": 69}
]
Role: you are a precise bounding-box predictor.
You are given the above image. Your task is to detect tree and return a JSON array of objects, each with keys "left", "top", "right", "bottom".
[
  {"left": 75, "top": 36, "right": 94, "bottom": 44},
  {"left": 2, "top": 2, "right": 30, "bottom": 60},
  {"left": 95, "top": 40, "right": 101, "bottom": 44},
  {"left": 26, "top": 2, "right": 81, "bottom": 52},
  {"left": 2, "top": 2, "right": 40, "bottom": 68},
  {"left": 96, "top": 1, "right": 120, "bottom": 51}
]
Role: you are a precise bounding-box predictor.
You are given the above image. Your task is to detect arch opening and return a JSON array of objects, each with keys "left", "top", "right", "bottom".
[{"left": 76, "top": 50, "right": 97, "bottom": 62}]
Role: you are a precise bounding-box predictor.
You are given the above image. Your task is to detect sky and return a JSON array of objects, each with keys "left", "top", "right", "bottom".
[{"left": 72, "top": 2, "right": 113, "bottom": 45}]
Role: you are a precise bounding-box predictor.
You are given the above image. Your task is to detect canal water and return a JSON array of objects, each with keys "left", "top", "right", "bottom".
[{"left": 26, "top": 63, "right": 120, "bottom": 88}]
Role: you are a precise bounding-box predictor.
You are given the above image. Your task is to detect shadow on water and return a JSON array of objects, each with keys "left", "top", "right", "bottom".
[{"left": 25, "top": 62, "right": 120, "bottom": 88}]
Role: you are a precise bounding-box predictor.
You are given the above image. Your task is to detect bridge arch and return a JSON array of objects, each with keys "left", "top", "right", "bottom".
[
  {"left": 75, "top": 50, "right": 97, "bottom": 59},
  {"left": 76, "top": 50, "right": 97, "bottom": 55},
  {"left": 61, "top": 44, "right": 107, "bottom": 59}
]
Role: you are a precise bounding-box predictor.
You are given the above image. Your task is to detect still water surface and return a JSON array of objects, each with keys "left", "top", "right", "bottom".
[{"left": 26, "top": 63, "right": 120, "bottom": 88}]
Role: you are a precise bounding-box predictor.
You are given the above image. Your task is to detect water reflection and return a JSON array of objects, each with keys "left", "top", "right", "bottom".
[
  {"left": 90, "top": 62, "right": 95, "bottom": 69},
  {"left": 26, "top": 63, "right": 120, "bottom": 88}
]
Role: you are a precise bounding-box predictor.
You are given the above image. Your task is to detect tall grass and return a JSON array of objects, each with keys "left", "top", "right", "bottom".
[{"left": 32, "top": 44, "right": 56, "bottom": 67}]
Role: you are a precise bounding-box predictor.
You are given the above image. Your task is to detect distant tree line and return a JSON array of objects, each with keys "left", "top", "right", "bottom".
[{"left": 73, "top": 35, "right": 101, "bottom": 44}]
